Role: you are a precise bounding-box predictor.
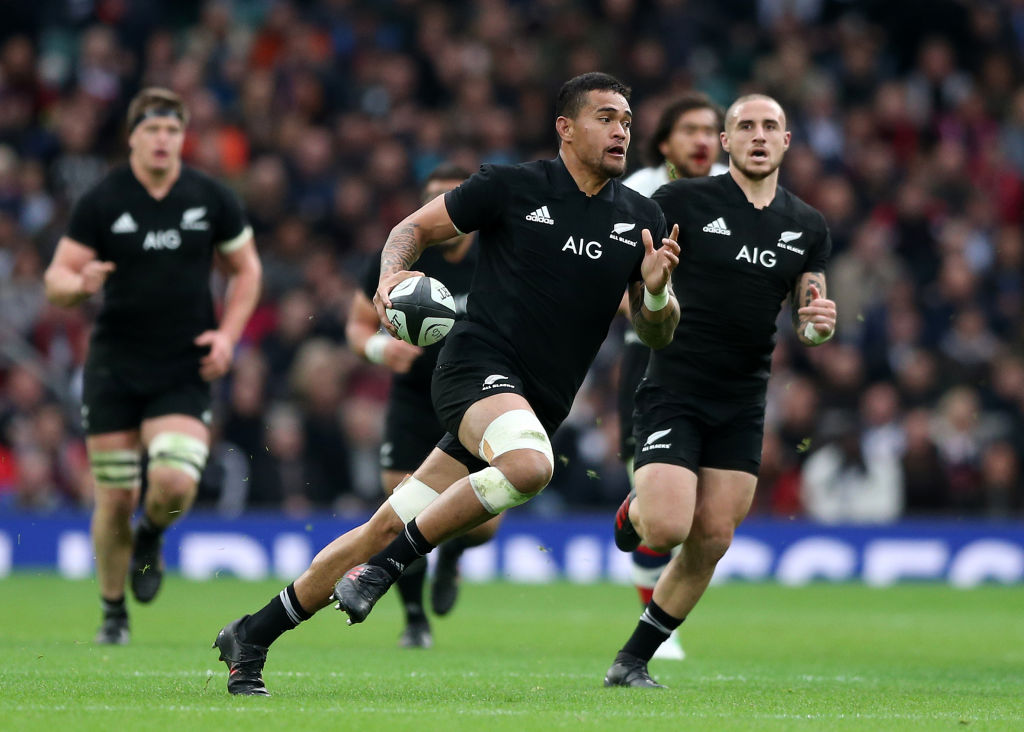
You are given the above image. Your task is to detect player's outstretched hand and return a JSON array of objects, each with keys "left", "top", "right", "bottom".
[
  {"left": 195, "top": 329, "right": 235, "bottom": 381},
  {"left": 798, "top": 284, "right": 836, "bottom": 341},
  {"left": 373, "top": 270, "right": 424, "bottom": 337},
  {"left": 80, "top": 260, "right": 116, "bottom": 295},
  {"left": 640, "top": 224, "right": 680, "bottom": 297},
  {"left": 384, "top": 339, "right": 423, "bottom": 374}
]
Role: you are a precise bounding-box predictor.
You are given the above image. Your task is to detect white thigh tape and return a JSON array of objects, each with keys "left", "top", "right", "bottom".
[
  {"left": 90, "top": 449, "right": 141, "bottom": 490},
  {"left": 388, "top": 476, "right": 440, "bottom": 522},
  {"left": 477, "top": 409, "right": 553, "bottom": 469},
  {"left": 148, "top": 432, "right": 209, "bottom": 482}
]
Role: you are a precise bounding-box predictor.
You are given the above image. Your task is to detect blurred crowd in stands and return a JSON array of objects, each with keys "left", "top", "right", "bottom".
[{"left": 0, "top": 0, "right": 1022, "bottom": 520}]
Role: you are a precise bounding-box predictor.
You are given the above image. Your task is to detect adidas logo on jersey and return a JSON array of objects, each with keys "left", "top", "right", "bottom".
[
  {"left": 181, "top": 206, "right": 210, "bottom": 230},
  {"left": 525, "top": 206, "right": 554, "bottom": 225},
  {"left": 641, "top": 428, "right": 672, "bottom": 451},
  {"left": 702, "top": 217, "right": 731, "bottom": 236},
  {"left": 111, "top": 212, "right": 138, "bottom": 234}
]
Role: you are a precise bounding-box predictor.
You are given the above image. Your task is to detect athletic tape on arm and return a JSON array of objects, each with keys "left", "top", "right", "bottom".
[
  {"left": 388, "top": 475, "right": 441, "bottom": 522},
  {"left": 477, "top": 409, "right": 554, "bottom": 469},
  {"left": 148, "top": 432, "right": 209, "bottom": 482},
  {"left": 90, "top": 449, "right": 141, "bottom": 490}
]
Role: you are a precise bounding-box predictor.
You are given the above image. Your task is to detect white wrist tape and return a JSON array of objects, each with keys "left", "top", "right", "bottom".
[
  {"left": 643, "top": 287, "right": 670, "bottom": 312},
  {"left": 364, "top": 333, "right": 390, "bottom": 364},
  {"left": 803, "top": 321, "right": 834, "bottom": 345}
]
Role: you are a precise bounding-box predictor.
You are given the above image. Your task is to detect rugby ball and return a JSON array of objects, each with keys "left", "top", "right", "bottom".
[{"left": 385, "top": 276, "right": 457, "bottom": 346}]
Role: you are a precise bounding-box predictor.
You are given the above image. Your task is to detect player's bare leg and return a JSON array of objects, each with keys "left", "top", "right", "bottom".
[
  {"left": 605, "top": 465, "right": 754, "bottom": 687},
  {"left": 130, "top": 415, "right": 209, "bottom": 604},
  {"left": 213, "top": 448, "right": 466, "bottom": 695},
  {"left": 335, "top": 394, "right": 551, "bottom": 624},
  {"left": 87, "top": 430, "right": 141, "bottom": 645},
  {"left": 381, "top": 468, "right": 432, "bottom": 647},
  {"left": 651, "top": 468, "right": 756, "bottom": 619}
]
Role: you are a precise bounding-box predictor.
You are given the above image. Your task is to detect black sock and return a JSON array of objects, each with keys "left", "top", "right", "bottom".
[
  {"left": 395, "top": 556, "right": 428, "bottom": 624},
  {"left": 367, "top": 519, "right": 436, "bottom": 582},
  {"left": 620, "top": 599, "right": 684, "bottom": 662},
  {"left": 101, "top": 596, "right": 127, "bottom": 619},
  {"left": 438, "top": 535, "right": 470, "bottom": 563},
  {"left": 240, "top": 583, "right": 313, "bottom": 648},
  {"left": 137, "top": 512, "right": 164, "bottom": 539}
]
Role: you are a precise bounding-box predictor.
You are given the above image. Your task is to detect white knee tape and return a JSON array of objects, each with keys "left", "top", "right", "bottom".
[
  {"left": 469, "top": 466, "right": 531, "bottom": 514},
  {"left": 148, "top": 432, "right": 209, "bottom": 482},
  {"left": 90, "top": 449, "right": 141, "bottom": 490},
  {"left": 477, "top": 409, "right": 554, "bottom": 470},
  {"left": 387, "top": 475, "right": 440, "bottom": 522}
]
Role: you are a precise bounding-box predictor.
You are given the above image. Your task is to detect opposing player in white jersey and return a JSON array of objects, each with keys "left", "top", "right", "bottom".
[
  {"left": 44, "top": 88, "right": 261, "bottom": 645},
  {"left": 618, "top": 92, "right": 727, "bottom": 662}
]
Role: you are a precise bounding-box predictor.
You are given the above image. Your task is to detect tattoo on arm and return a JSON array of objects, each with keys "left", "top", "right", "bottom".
[
  {"left": 791, "top": 272, "right": 825, "bottom": 329},
  {"left": 630, "top": 284, "right": 678, "bottom": 349},
  {"left": 380, "top": 222, "right": 422, "bottom": 276}
]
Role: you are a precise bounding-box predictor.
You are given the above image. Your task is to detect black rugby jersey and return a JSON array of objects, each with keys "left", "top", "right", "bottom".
[
  {"left": 67, "top": 165, "right": 250, "bottom": 372},
  {"left": 650, "top": 173, "right": 830, "bottom": 401},
  {"left": 361, "top": 241, "right": 478, "bottom": 390},
  {"left": 443, "top": 156, "right": 666, "bottom": 417}
]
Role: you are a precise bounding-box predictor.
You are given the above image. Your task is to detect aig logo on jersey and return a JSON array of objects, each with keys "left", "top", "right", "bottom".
[
  {"left": 143, "top": 229, "right": 182, "bottom": 250},
  {"left": 735, "top": 245, "right": 776, "bottom": 268},
  {"left": 562, "top": 236, "right": 602, "bottom": 259}
]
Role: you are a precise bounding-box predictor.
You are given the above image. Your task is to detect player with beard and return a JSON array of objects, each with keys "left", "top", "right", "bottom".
[
  {"left": 213, "top": 72, "right": 681, "bottom": 695},
  {"left": 347, "top": 163, "right": 500, "bottom": 649},
  {"left": 619, "top": 92, "right": 727, "bottom": 662},
  {"left": 605, "top": 94, "right": 837, "bottom": 687},
  {"left": 44, "top": 88, "right": 261, "bottom": 645}
]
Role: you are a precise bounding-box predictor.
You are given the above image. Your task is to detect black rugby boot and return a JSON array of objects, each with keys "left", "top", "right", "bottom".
[
  {"left": 129, "top": 524, "right": 164, "bottom": 603},
  {"left": 613, "top": 488, "right": 642, "bottom": 552},
  {"left": 398, "top": 619, "right": 433, "bottom": 649},
  {"left": 430, "top": 543, "right": 462, "bottom": 616},
  {"left": 213, "top": 616, "right": 271, "bottom": 696},
  {"left": 95, "top": 613, "right": 130, "bottom": 645},
  {"left": 333, "top": 564, "right": 394, "bottom": 624},
  {"left": 603, "top": 652, "right": 666, "bottom": 688}
]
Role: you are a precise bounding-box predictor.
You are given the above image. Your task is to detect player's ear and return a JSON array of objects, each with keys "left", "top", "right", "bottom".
[
  {"left": 555, "top": 115, "right": 573, "bottom": 143},
  {"left": 719, "top": 130, "right": 729, "bottom": 153}
]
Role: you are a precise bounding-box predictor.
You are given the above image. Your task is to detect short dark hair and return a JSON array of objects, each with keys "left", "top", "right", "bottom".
[
  {"left": 126, "top": 87, "right": 188, "bottom": 135},
  {"left": 424, "top": 163, "right": 472, "bottom": 186},
  {"left": 645, "top": 93, "right": 724, "bottom": 166},
  {"left": 555, "top": 72, "right": 631, "bottom": 120}
]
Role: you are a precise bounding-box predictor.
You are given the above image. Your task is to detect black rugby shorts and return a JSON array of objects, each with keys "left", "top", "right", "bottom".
[
  {"left": 632, "top": 380, "right": 765, "bottom": 476},
  {"left": 431, "top": 340, "right": 562, "bottom": 472},
  {"left": 82, "top": 361, "right": 211, "bottom": 436},
  {"left": 616, "top": 338, "right": 650, "bottom": 462},
  {"left": 381, "top": 384, "right": 446, "bottom": 473}
]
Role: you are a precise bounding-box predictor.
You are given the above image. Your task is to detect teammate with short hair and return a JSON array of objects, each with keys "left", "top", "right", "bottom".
[
  {"left": 44, "top": 87, "right": 261, "bottom": 645},
  {"left": 603, "top": 94, "right": 837, "bottom": 687},
  {"left": 347, "top": 163, "right": 501, "bottom": 648},
  {"left": 619, "top": 92, "right": 727, "bottom": 662},
  {"left": 212, "top": 72, "right": 681, "bottom": 695}
]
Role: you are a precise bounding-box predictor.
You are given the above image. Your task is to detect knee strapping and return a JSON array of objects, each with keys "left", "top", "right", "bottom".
[
  {"left": 148, "top": 432, "right": 209, "bottom": 482},
  {"left": 90, "top": 449, "right": 141, "bottom": 490},
  {"left": 388, "top": 475, "right": 441, "bottom": 522},
  {"left": 477, "top": 409, "right": 554, "bottom": 470},
  {"left": 469, "top": 466, "right": 532, "bottom": 514}
]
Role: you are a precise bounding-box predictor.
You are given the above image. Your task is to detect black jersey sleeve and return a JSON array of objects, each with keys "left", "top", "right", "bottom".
[
  {"left": 66, "top": 188, "right": 103, "bottom": 254},
  {"left": 360, "top": 251, "right": 383, "bottom": 300},
  {"left": 804, "top": 214, "right": 832, "bottom": 273},
  {"left": 443, "top": 165, "right": 509, "bottom": 234},
  {"left": 211, "top": 181, "right": 251, "bottom": 252}
]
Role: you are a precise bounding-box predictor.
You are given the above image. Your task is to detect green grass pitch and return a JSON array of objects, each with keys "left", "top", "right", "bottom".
[{"left": 1, "top": 575, "right": 1021, "bottom": 731}]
